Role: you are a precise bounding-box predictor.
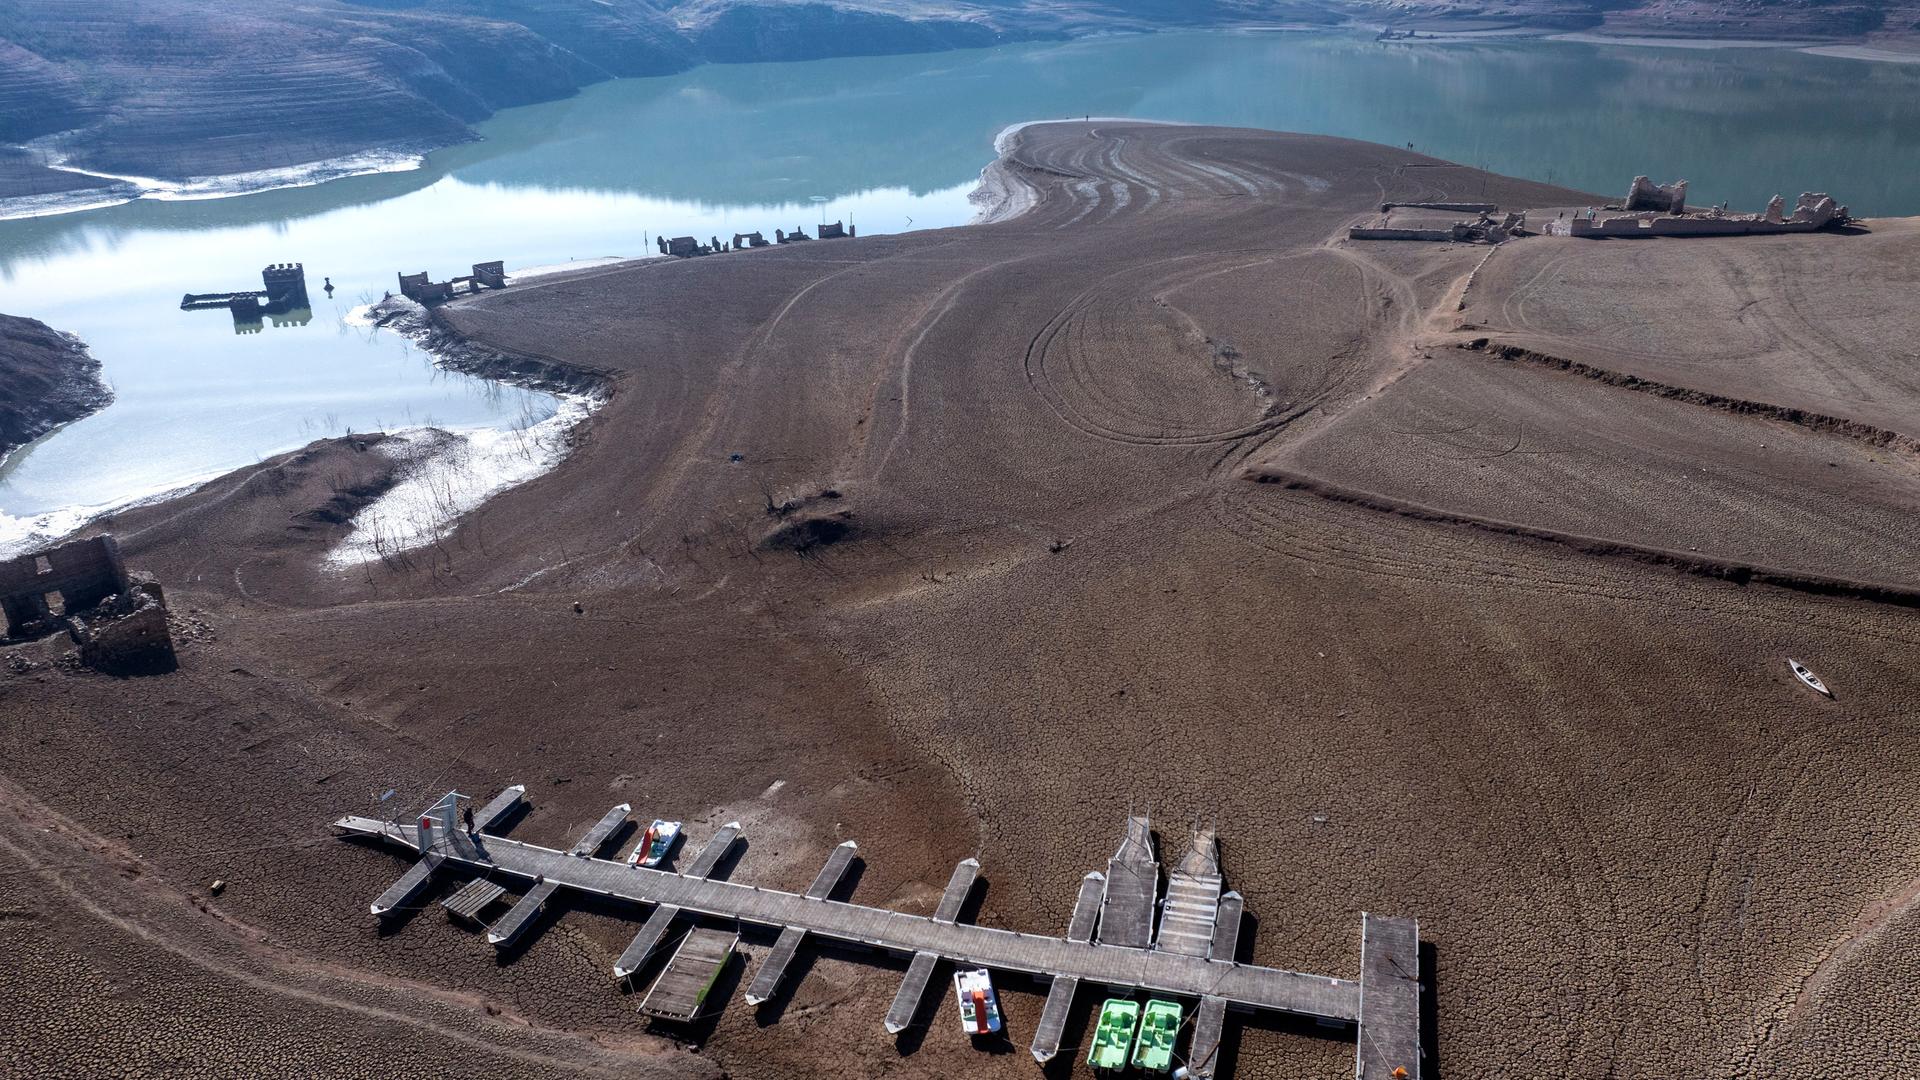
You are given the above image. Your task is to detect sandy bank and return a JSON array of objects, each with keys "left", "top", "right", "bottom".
[
  {"left": 322, "top": 297, "right": 607, "bottom": 567},
  {"left": 1549, "top": 31, "right": 1815, "bottom": 48},
  {"left": 1801, "top": 43, "right": 1920, "bottom": 63},
  {"left": 0, "top": 147, "right": 427, "bottom": 223}
]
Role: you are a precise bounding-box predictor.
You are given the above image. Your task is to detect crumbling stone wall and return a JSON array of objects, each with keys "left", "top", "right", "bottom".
[
  {"left": 398, "top": 271, "right": 454, "bottom": 304},
  {"left": 261, "top": 262, "right": 309, "bottom": 309},
  {"left": 0, "top": 534, "right": 129, "bottom": 637},
  {"left": 1625, "top": 176, "right": 1689, "bottom": 214},
  {"left": 1557, "top": 191, "right": 1850, "bottom": 239},
  {"left": 74, "top": 575, "right": 175, "bottom": 676},
  {"left": 471, "top": 261, "right": 506, "bottom": 289},
  {"left": 1, "top": 535, "right": 176, "bottom": 674}
]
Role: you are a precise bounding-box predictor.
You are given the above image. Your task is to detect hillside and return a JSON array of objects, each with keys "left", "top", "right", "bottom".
[
  {"left": 1357, "top": 0, "right": 1919, "bottom": 37},
  {"left": 4, "top": 0, "right": 1915, "bottom": 205},
  {"left": 0, "top": 314, "right": 109, "bottom": 462},
  {"left": 0, "top": 0, "right": 1347, "bottom": 199}
]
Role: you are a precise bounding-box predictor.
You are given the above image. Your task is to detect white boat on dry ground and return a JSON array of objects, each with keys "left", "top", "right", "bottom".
[{"left": 1787, "top": 658, "right": 1832, "bottom": 697}]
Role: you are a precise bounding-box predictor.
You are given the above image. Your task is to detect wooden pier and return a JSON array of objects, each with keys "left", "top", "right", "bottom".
[{"left": 335, "top": 788, "right": 1425, "bottom": 1078}]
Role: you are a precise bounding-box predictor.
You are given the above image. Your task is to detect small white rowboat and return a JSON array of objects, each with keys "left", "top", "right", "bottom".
[{"left": 1787, "top": 658, "right": 1832, "bottom": 697}]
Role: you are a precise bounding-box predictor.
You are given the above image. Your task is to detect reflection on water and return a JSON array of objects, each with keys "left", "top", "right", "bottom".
[
  {"left": 230, "top": 306, "right": 312, "bottom": 336},
  {"left": 5, "top": 30, "right": 1920, "bottom": 531},
  {"left": 179, "top": 261, "right": 315, "bottom": 335}
]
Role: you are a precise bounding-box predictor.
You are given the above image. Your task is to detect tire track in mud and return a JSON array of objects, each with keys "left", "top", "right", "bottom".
[
  {"left": 1021, "top": 252, "right": 1349, "bottom": 449},
  {"left": 1728, "top": 739, "right": 1920, "bottom": 1075},
  {"left": 1463, "top": 342, "right": 1920, "bottom": 462},
  {"left": 862, "top": 250, "right": 1044, "bottom": 481},
  {"left": 1239, "top": 466, "right": 1920, "bottom": 610},
  {"left": 644, "top": 239, "right": 965, "bottom": 515},
  {"left": 1209, "top": 483, "right": 1920, "bottom": 653},
  {"left": 1690, "top": 735, "right": 1808, "bottom": 1029}
]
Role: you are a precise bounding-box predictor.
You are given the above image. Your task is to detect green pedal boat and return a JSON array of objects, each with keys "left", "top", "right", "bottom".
[
  {"left": 1087, "top": 998, "right": 1140, "bottom": 1072},
  {"left": 1132, "top": 999, "right": 1182, "bottom": 1072}
]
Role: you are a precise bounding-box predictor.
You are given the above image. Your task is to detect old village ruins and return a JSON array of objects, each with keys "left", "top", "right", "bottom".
[
  {"left": 1, "top": 534, "right": 175, "bottom": 674},
  {"left": 1351, "top": 174, "right": 1853, "bottom": 245}
]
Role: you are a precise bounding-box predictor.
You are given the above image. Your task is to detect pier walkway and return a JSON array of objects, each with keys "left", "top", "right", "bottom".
[{"left": 335, "top": 787, "right": 1424, "bottom": 1079}]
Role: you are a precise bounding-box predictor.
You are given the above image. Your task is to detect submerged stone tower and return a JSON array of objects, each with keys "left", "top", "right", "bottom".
[{"left": 261, "top": 263, "right": 309, "bottom": 311}]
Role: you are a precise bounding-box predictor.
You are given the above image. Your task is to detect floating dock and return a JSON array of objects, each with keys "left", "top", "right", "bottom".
[{"left": 335, "top": 788, "right": 1425, "bottom": 1079}]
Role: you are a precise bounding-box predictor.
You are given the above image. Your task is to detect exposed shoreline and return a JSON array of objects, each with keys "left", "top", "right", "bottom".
[
  {"left": 322, "top": 297, "right": 608, "bottom": 567},
  {"left": 0, "top": 147, "right": 429, "bottom": 223},
  {"left": 0, "top": 278, "right": 608, "bottom": 560}
]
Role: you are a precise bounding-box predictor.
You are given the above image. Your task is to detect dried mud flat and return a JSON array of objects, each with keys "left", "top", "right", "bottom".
[{"left": 4, "top": 122, "right": 1919, "bottom": 1078}]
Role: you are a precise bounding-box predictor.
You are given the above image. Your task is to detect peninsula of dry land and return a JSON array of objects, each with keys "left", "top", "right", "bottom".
[{"left": 3, "top": 123, "right": 1918, "bottom": 1078}]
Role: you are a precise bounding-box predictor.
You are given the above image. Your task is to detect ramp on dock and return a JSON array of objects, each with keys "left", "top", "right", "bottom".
[
  {"left": 442, "top": 879, "right": 507, "bottom": 925},
  {"left": 1156, "top": 828, "right": 1223, "bottom": 957},
  {"left": 1191, "top": 995, "right": 1229, "bottom": 1079},
  {"left": 569, "top": 804, "right": 630, "bottom": 856},
  {"left": 885, "top": 950, "right": 943, "bottom": 1034},
  {"left": 1030, "top": 974, "right": 1080, "bottom": 1063},
  {"left": 1099, "top": 814, "right": 1159, "bottom": 948},
  {"left": 1068, "top": 871, "right": 1105, "bottom": 943},
  {"left": 615, "top": 903, "right": 682, "bottom": 983},
  {"left": 1212, "top": 891, "right": 1244, "bottom": 962},
  {"left": 472, "top": 785, "right": 525, "bottom": 833},
  {"left": 681, "top": 822, "right": 742, "bottom": 878},
  {"left": 641, "top": 928, "right": 737, "bottom": 1022}
]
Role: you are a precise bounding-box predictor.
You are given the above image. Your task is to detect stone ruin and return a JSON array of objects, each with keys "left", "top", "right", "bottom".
[
  {"left": 1549, "top": 186, "right": 1851, "bottom": 239},
  {"left": 397, "top": 271, "right": 454, "bottom": 304},
  {"left": 181, "top": 263, "right": 314, "bottom": 334},
  {"left": 0, "top": 535, "right": 176, "bottom": 675},
  {"left": 398, "top": 261, "right": 509, "bottom": 304},
  {"left": 649, "top": 225, "right": 851, "bottom": 257},
  {"left": 1770, "top": 192, "right": 1847, "bottom": 226},
  {"left": 471, "top": 261, "right": 507, "bottom": 289},
  {"left": 1349, "top": 209, "right": 1527, "bottom": 244},
  {"left": 1625, "top": 176, "right": 1689, "bottom": 215},
  {"left": 660, "top": 235, "right": 733, "bottom": 255}
]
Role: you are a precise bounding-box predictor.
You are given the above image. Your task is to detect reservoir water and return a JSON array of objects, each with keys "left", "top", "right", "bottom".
[{"left": 7, "top": 30, "right": 1920, "bottom": 548}]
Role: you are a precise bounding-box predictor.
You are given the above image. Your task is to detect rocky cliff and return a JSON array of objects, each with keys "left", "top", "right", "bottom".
[{"left": 0, "top": 314, "right": 111, "bottom": 462}]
